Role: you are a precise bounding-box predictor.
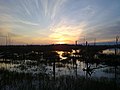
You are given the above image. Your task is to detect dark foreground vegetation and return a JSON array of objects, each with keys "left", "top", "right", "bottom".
[
  {"left": 0, "top": 44, "right": 120, "bottom": 52},
  {"left": 0, "top": 44, "right": 120, "bottom": 90},
  {"left": 0, "top": 68, "right": 120, "bottom": 90}
]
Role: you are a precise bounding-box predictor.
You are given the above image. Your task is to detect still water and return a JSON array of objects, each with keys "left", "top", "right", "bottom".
[
  {"left": 103, "top": 48, "right": 120, "bottom": 55},
  {"left": 0, "top": 49, "right": 120, "bottom": 82},
  {"left": 0, "top": 59, "right": 119, "bottom": 80}
]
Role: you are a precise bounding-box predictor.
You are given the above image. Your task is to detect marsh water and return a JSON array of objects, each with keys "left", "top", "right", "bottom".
[
  {"left": 0, "top": 48, "right": 120, "bottom": 90},
  {"left": 0, "top": 49, "right": 120, "bottom": 79}
]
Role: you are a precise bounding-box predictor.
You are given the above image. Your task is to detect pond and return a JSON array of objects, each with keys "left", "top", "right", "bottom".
[
  {"left": 0, "top": 50, "right": 120, "bottom": 80},
  {"left": 0, "top": 50, "right": 120, "bottom": 90},
  {"left": 102, "top": 48, "right": 120, "bottom": 55}
]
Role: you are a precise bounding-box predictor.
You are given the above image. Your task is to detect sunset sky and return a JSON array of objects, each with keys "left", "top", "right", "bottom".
[{"left": 0, "top": 0, "right": 120, "bottom": 45}]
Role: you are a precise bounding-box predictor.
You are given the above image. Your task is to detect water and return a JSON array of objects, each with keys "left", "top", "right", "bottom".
[
  {"left": 103, "top": 48, "right": 120, "bottom": 55},
  {"left": 0, "top": 50, "right": 120, "bottom": 89},
  {"left": 0, "top": 50, "right": 120, "bottom": 80},
  {"left": 0, "top": 58, "right": 119, "bottom": 79}
]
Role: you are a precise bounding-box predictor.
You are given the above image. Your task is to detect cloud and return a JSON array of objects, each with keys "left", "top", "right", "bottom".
[
  {"left": 0, "top": 15, "right": 29, "bottom": 45},
  {"left": 82, "top": 6, "right": 95, "bottom": 16},
  {"left": 40, "top": 0, "right": 67, "bottom": 19},
  {"left": 0, "top": 24, "right": 12, "bottom": 36},
  {"left": 49, "top": 19, "right": 86, "bottom": 44},
  {"left": 0, "top": 0, "right": 120, "bottom": 45},
  {"left": 81, "top": 21, "right": 120, "bottom": 43},
  {"left": 15, "top": 19, "right": 39, "bottom": 26}
]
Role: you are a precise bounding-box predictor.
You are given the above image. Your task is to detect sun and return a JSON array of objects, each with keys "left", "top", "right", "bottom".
[
  {"left": 56, "top": 38, "right": 66, "bottom": 44},
  {"left": 57, "top": 41, "right": 65, "bottom": 44}
]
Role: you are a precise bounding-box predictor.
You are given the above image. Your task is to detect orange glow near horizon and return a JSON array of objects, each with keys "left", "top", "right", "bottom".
[
  {"left": 49, "top": 21, "right": 86, "bottom": 44},
  {"left": 51, "top": 36, "right": 75, "bottom": 44},
  {"left": 55, "top": 37, "right": 67, "bottom": 44},
  {"left": 56, "top": 41, "right": 66, "bottom": 44}
]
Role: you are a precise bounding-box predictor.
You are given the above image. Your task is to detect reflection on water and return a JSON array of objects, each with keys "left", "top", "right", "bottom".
[
  {"left": 0, "top": 60, "right": 18, "bottom": 70},
  {"left": 0, "top": 50, "right": 120, "bottom": 81},
  {"left": 56, "top": 51, "right": 67, "bottom": 60},
  {"left": 0, "top": 48, "right": 120, "bottom": 90},
  {"left": 103, "top": 48, "right": 120, "bottom": 55},
  {"left": 0, "top": 59, "right": 119, "bottom": 79}
]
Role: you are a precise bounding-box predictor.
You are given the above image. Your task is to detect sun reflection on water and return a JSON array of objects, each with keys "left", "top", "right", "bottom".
[{"left": 56, "top": 51, "right": 67, "bottom": 60}]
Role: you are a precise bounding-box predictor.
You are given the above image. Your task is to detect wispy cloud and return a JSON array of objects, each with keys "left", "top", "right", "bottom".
[
  {"left": 82, "top": 21, "right": 120, "bottom": 43},
  {"left": 81, "top": 5, "right": 95, "bottom": 16},
  {"left": 0, "top": 0, "right": 120, "bottom": 44},
  {"left": 15, "top": 19, "right": 39, "bottom": 26},
  {"left": 40, "top": 0, "right": 67, "bottom": 19},
  {"left": 0, "top": 14, "right": 18, "bottom": 35},
  {"left": 49, "top": 19, "right": 86, "bottom": 44}
]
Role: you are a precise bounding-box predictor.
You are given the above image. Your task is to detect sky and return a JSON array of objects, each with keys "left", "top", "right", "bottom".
[{"left": 0, "top": 0, "right": 120, "bottom": 45}]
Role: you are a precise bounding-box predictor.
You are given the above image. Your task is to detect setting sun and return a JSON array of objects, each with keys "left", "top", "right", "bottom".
[
  {"left": 56, "top": 38, "right": 66, "bottom": 44},
  {"left": 49, "top": 21, "right": 85, "bottom": 44},
  {"left": 57, "top": 42, "right": 65, "bottom": 44}
]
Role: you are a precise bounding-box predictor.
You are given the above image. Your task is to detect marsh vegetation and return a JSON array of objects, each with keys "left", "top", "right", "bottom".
[{"left": 0, "top": 46, "right": 120, "bottom": 90}]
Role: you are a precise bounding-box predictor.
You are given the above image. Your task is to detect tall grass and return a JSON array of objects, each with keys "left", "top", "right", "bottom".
[{"left": 0, "top": 68, "right": 119, "bottom": 90}]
